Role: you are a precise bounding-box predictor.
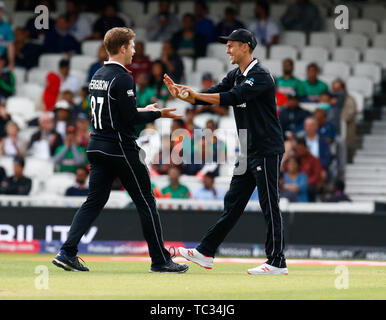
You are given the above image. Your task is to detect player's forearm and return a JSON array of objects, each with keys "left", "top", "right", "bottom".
[
  {"left": 193, "top": 93, "right": 220, "bottom": 106},
  {"left": 133, "top": 110, "right": 161, "bottom": 124}
]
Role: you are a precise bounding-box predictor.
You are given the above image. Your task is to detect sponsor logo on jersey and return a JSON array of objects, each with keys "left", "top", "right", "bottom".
[
  {"left": 127, "top": 89, "right": 134, "bottom": 97},
  {"left": 89, "top": 80, "right": 109, "bottom": 91},
  {"left": 236, "top": 103, "right": 247, "bottom": 108},
  {"left": 245, "top": 77, "right": 254, "bottom": 86}
]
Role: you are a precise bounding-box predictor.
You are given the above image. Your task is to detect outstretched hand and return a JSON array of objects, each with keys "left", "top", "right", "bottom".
[
  {"left": 163, "top": 74, "right": 196, "bottom": 104},
  {"left": 159, "top": 107, "right": 183, "bottom": 119}
]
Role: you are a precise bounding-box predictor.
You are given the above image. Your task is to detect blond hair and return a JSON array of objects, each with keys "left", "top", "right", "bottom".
[{"left": 103, "top": 27, "right": 136, "bottom": 56}]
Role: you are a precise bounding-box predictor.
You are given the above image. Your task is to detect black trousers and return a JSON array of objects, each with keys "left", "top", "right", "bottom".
[
  {"left": 61, "top": 147, "right": 171, "bottom": 266},
  {"left": 197, "top": 154, "right": 286, "bottom": 268}
]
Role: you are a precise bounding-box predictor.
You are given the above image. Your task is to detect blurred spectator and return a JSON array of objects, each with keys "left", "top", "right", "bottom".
[
  {"left": 171, "top": 13, "right": 207, "bottom": 58},
  {"left": 215, "top": 7, "right": 245, "bottom": 38},
  {"left": 161, "top": 41, "right": 184, "bottom": 83},
  {"left": 76, "top": 86, "right": 91, "bottom": 117},
  {"left": 0, "top": 156, "right": 31, "bottom": 195},
  {"left": 65, "top": 0, "right": 93, "bottom": 42},
  {"left": 75, "top": 113, "right": 90, "bottom": 148},
  {"left": 135, "top": 72, "right": 157, "bottom": 136},
  {"left": 87, "top": 45, "right": 108, "bottom": 82},
  {"left": 279, "top": 173, "right": 297, "bottom": 202},
  {"left": 0, "top": 1, "right": 15, "bottom": 70},
  {"left": 28, "top": 112, "right": 63, "bottom": 158},
  {"left": 92, "top": 4, "right": 126, "bottom": 39},
  {"left": 149, "top": 60, "right": 170, "bottom": 102},
  {"left": 146, "top": 0, "right": 180, "bottom": 42},
  {"left": 193, "top": 172, "right": 224, "bottom": 200},
  {"left": 304, "top": 117, "right": 332, "bottom": 171},
  {"left": 54, "top": 100, "right": 71, "bottom": 140},
  {"left": 161, "top": 166, "right": 190, "bottom": 199},
  {"left": 0, "top": 121, "right": 23, "bottom": 157},
  {"left": 127, "top": 41, "right": 152, "bottom": 81},
  {"left": 302, "top": 63, "right": 328, "bottom": 102},
  {"left": 324, "top": 179, "right": 351, "bottom": 202},
  {"left": 293, "top": 137, "right": 324, "bottom": 202},
  {"left": 279, "top": 93, "right": 311, "bottom": 136},
  {"left": 41, "top": 72, "right": 61, "bottom": 111},
  {"left": 313, "top": 108, "right": 335, "bottom": 144},
  {"left": 0, "top": 165, "right": 4, "bottom": 181},
  {"left": 0, "top": 98, "right": 10, "bottom": 138},
  {"left": 194, "top": 73, "right": 228, "bottom": 116},
  {"left": 54, "top": 125, "right": 87, "bottom": 173},
  {"left": 183, "top": 130, "right": 221, "bottom": 178},
  {"left": 15, "top": 0, "right": 36, "bottom": 11},
  {"left": 194, "top": 1, "right": 214, "bottom": 44},
  {"left": 283, "top": 156, "right": 308, "bottom": 202},
  {"left": 248, "top": 0, "right": 279, "bottom": 47},
  {"left": 330, "top": 79, "right": 357, "bottom": 156},
  {"left": 152, "top": 135, "right": 183, "bottom": 175},
  {"left": 0, "top": 54, "right": 15, "bottom": 100},
  {"left": 281, "top": 0, "right": 322, "bottom": 32},
  {"left": 151, "top": 182, "right": 163, "bottom": 198},
  {"left": 65, "top": 166, "right": 90, "bottom": 196},
  {"left": 276, "top": 58, "right": 305, "bottom": 98},
  {"left": 24, "top": 0, "right": 55, "bottom": 41},
  {"left": 43, "top": 15, "right": 81, "bottom": 55},
  {"left": 14, "top": 27, "right": 41, "bottom": 70},
  {"left": 58, "top": 59, "right": 81, "bottom": 94},
  {"left": 184, "top": 107, "right": 200, "bottom": 137},
  {"left": 136, "top": 73, "right": 157, "bottom": 108},
  {"left": 318, "top": 92, "right": 332, "bottom": 111}
]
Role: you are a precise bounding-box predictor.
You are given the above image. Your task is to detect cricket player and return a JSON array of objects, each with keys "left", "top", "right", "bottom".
[
  {"left": 52, "top": 27, "right": 188, "bottom": 273},
  {"left": 164, "top": 29, "right": 288, "bottom": 275}
]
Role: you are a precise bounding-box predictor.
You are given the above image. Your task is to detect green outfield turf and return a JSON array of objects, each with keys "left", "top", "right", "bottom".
[{"left": 0, "top": 254, "right": 385, "bottom": 300}]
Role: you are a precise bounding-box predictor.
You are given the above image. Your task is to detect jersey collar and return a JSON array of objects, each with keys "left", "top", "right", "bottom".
[
  {"left": 242, "top": 58, "right": 258, "bottom": 77},
  {"left": 104, "top": 60, "right": 130, "bottom": 73}
]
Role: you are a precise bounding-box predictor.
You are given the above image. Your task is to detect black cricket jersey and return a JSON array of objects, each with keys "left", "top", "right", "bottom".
[
  {"left": 87, "top": 61, "right": 161, "bottom": 153},
  {"left": 197, "top": 59, "right": 284, "bottom": 157}
]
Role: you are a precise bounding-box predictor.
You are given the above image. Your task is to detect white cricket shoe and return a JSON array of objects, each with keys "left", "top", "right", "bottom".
[
  {"left": 247, "top": 263, "right": 288, "bottom": 275},
  {"left": 178, "top": 247, "right": 213, "bottom": 269}
]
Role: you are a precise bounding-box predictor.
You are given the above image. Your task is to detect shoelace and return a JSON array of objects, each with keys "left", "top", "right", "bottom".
[{"left": 73, "top": 256, "right": 87, "bottom": 268}]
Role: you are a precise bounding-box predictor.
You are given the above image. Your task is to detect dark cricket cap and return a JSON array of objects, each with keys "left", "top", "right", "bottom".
[{"left": 218, "top": 29, "right": 257, "bottom": 49}]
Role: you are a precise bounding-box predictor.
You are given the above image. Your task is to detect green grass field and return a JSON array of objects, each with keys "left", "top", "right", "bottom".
[{"left": 0, "top": 254, "right": 385, "bottom": 300}]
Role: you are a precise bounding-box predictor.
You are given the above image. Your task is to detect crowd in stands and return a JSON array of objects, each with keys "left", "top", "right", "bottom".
[{"left": 0, "top": 0, "right": 371, "bottom": 204}]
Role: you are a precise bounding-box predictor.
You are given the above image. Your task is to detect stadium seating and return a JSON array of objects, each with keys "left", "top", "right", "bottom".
[
  {"left": 38, "top": 54, "right": 65, "bottom": 71},
  {"left": 16, "top": 83, "right": 43, "bottom": 104},
  {"left": 351, "top": 19, "right": 378, "bottom": 38},
  {"left": 332, "top": 47, "right": 360, "bottom": 66},
  {"left": 269, "top": 45, "right": 298, "bottom": 60},
  {"left": 309, "top": 32, "right": 337, "bottom": 51},
  {"left": 70, "top": 55, "right": 96, "bottom": 72},
  {"left": 364, "top": 48, "right": 386, "bottom": 68},
  {"left": 261, "top": 60, "right": 282, "bottom": 78},
  {"left": 372, "top": 34, "right": 386, "bottom": 49},
  {"left": 5, "top": 96, "right": 36, "bottom": 123},
  {"left": 341, "top": 33, "right": 369, "bottom": 52},
  {"left": 347, "top": 76, "right": 374, "bottom": 100},
  {"left": 362, "top": 5, "right": 386, "bottom": 21},
  {"left": 13, "top": 67, "right": 26, "bottom": 86},
  {"left": 322, "top": 61, "right": 351, "bottom": 80},
  {"left": 144, "top": 41, "right": 163, "bottom": 61},
  {"left": 196, "top": 57, "right": 225, "bottom": 75},
  {"left": 279, "top": 31, "right": 306, "bottom": 49},
  {"left": 81, "top": 40, "right": 103, "bottom": 57},
  {"left": 301, "top": 46, "right": 329, "bottom": 67},
  {"left": 27, "top": 68, "right": 50, "bottom": 86}
]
